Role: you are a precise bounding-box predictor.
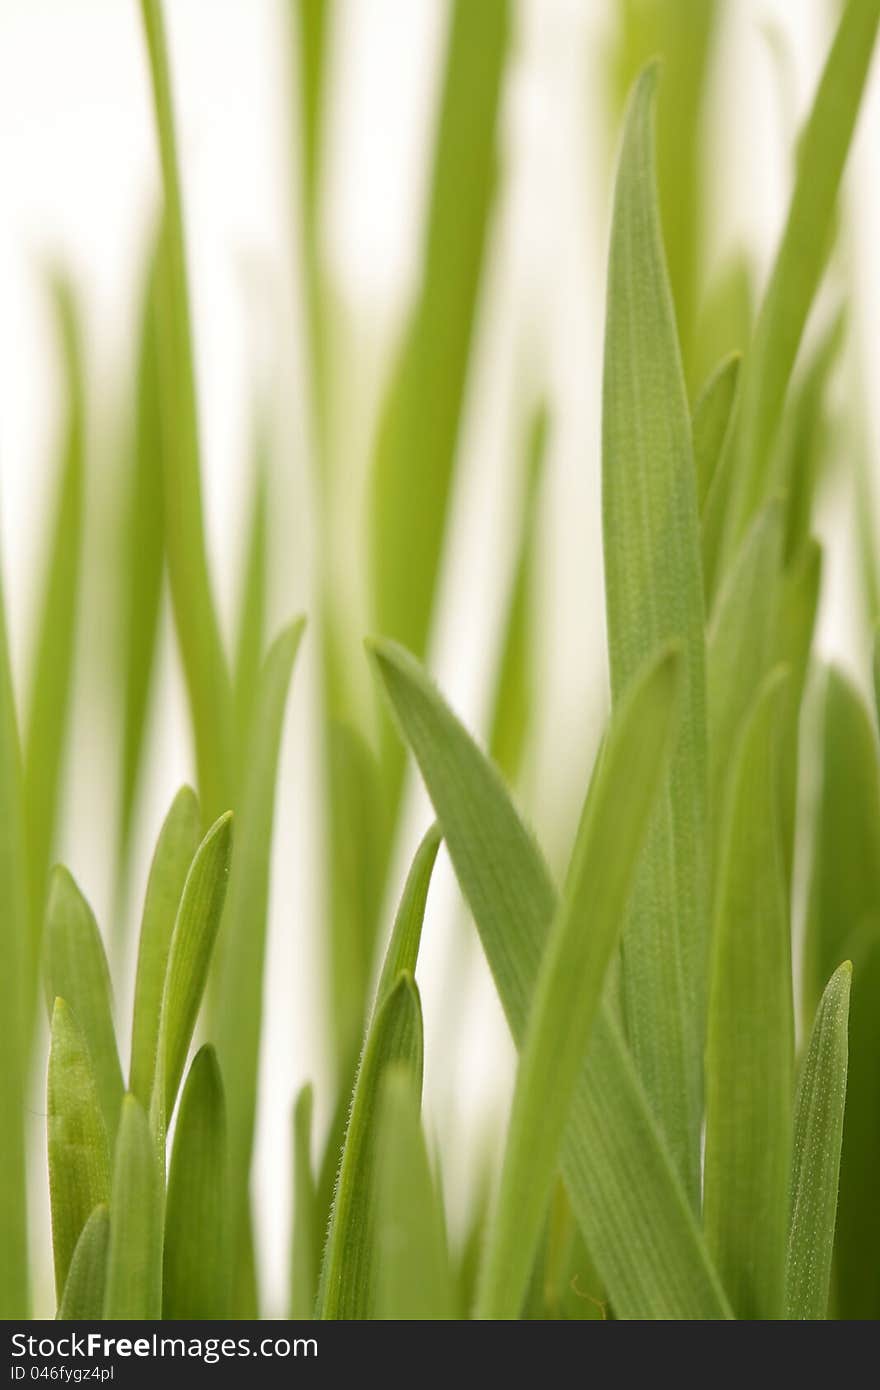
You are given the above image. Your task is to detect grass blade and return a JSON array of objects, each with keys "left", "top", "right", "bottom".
[
  {"left": 56, "top": 1204, "right": 109, "bottom": 1320},
  {"left": 693, "top": 352, "right": 739, "bottom": 515},
  {"left": 370, "top": 639, "right": 730, "bottom": 1319},
  {"left": 785, "top": 962, "right": 852, "bottom": 1320},
  {"left": 373, "top": 824, "right": 441, "bottom": 1007},
  {"left": 163, "top": 1045, "right": 228, "bottom": 1319},
  {"left": 478, "top": 645, "right": 682, "bottom": 1319},
  {"left": 777, "top": 540, "right": 822, "bottom": 878},
  {"left": 44, "top": 869, "right": 124, "bottom": 1143},
  {"left": 775, "top": 310, "right": 845, "bottom": 562},
  {"left": 602, "top": 65, "right": 708, "bottom": 1201},
  {"left": 703, "top": 669, "right": 793, "bottom": 1319},
  {"left": 232, "top": 441, "right": 268, "bottom": 781},
  {"left": 289, "top": 1083, "right": 318, "bottom": 1320},
  {"left": 103, "top": 1094, "right": 163, "bottom": 1320}
]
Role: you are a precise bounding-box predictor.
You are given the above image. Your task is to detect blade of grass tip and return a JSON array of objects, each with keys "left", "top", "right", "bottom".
[
  {"left": 478, "top": 645, "right": 683, "bottom": 1320},
  {"left": 705, "top": 0, "right": 880, "bottom": 595},
  {"left": 375, "top": 1064, "right": 455, "bottom": 1320},
  {"left": 44, "top": 869, "right": 123, "bottom": 1144},
  {"left": 103, "top": 1094, "right": 162, "bottom": 1320},
  {"left": 704, "top": 668, "right": 794, "bottom": 1320},
  {"left": 290, "top": 1083, "right": 318, "bottom": 1320},
  {"left": 602, "top": 65, "right": 708, "bottom": 1203},
  {"left": 24, "top": 273, "right": 85, "bottom": 1025},
  {"left": 785, "top": 962, "right": 852, "bottom": 1320},
  {"left": 776, "top": 539, "right": 822, "bottom": 879},
  {"left": 693, "top": 352, "right": 740, "bottom": 515},
  {"left": 213, "top": 620, "right": 304, "bottom": 1294},
  {"left": 129, "top": 786, "right": 201, "bottom": 1110},
  {"left": 48, "top": 1000, "right": 111, "bottom": 1300},
  {"left": 369, "top": 638, "right": 731, "bottom": 1319},
  {"left": 232, "top": 431, "right": 268, "bottom": 786},
  {"left": 163, "top": 1045, "right": 228, "bottom": 1319},
  {"left": 159, "top": 811, "right": 233, "bottom": 1120},
  {"left": 0, "top": 559, "right": 30, "bottom": 1316},
  {"left": 56, "top": 1204, "right": 109, "bottom": 1320},
  {"left": 138, "top": 5, "right": 233, "bottom": 823},
  {"left": 488, "top": 401, "right": 548, "bottom": 786}
]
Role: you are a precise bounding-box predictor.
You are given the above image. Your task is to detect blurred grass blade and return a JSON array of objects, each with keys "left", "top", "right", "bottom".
[
  {"left": 777, "top": 540, "right": 822, "bottom": 877},
  {"left": 289, "top": 1083, "right": 318, "bottom": 1320},
  {"left": 704, "top": 669, "right": 793, "bottom": 1320},
  {"left": 138, "top": 3, "right": 233, "bottom": 822},
  {"left": 232, "top": 439, "right": 268, "bottom": 780},
  {"left": 159, "top": 811, "right": 233, "bottom": 1118},
  {"left": 602, "top": 66, "right": 708, "bottom": 1201},
  {"left": 694, "top": 251, "right": 753, "bottom": 393},
  {"left": 24, "top": 275, "right": 85, "bottom": 1015},
  {"left": 103, "top": 1095, "right": 162, "bottom": 1320},
  {"left": 317, "top": 973, "right": 424, "bottom": 1319},
  {"left": 129, "top": 786, "right": 201, "bottom": 1109},
  {"left": 478, "top": 646, "right": 682, "bottom": 1319},
  {"left": 693, "top": 352, "right": 739, "bottom": 515},
  {"left": 163, "top": 1045, "right": 228, "bottom": 1319},
  {"left": 775, "top": 310, "right": 845, "bottom": 561},
  {"left": 370, "top": 639, "right": 730, "bottom": 1319},
  {"left": 44, "top": 869, "right": 124, "bottom": 1143},
  {"left": 785, "top": 962, "right": 852, "bottom": 1320},
  {"left": 376, "top": 1064, "right": 455, "bottom": 1320},
  {"left": 47, "top": 1000, "right": 111, "bottom": 1300},
  {"left": 56, "top": 1204, "right": 109, "bottom": 1320}
]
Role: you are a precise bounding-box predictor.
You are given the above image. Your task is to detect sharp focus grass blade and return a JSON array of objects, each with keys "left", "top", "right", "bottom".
[
  {"left": 693, "top": 352, "right": 740, "bottom": 515},
  {"left": 704, "top": 669, "right": 794, "bottom": 1320},
  {"left": 44, "top": 869, "right": 124, "bottom": 1144},
  {"left": 373, "top": 824, "right": 442, "bottom": 1007},
  {"left": 289, "top": 1083, "right": 318, "bottom": 1320},
  {"left": 785, "top": 962, "right": 852, "bottom": 1320},
  {"left": 478, "top": 646, "right": 682, "bottom": 1319},
  {"left": 602, "top": 65, "right": 708, "bottom": 1201},
  {"left": 56, "top": 1204, "right": 109, "bottom": 1321},
  {"left": 163, "top": 1045, "right": 228, "bottom": 1319},
  {"left": 369, "top": 639, "right": 731, "bottom": 1319},
  {"left": 48, "top": 1001, "right": 112, "bottom": 1301},
  {"left": 376, "top": 1064, "right": 455, "bottom": 1321},
  {"left": 103, "top": 1095, "right": 163, "bottom": 1320}
]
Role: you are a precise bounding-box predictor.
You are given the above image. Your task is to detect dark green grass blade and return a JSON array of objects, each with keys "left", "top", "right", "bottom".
[
  {"left": 103, "top": 1095, "right": 162, "bottom": 1320},
  {"left": 289, "top": 1083, "right": 318, "bottom": 1320},
  {"left": 602, "top": 66, "right": 708, "bottom": 1202},
  {"left": 56, "top": 1204, "right": 109, "bottom": 1320},
  {"left": 786, "top": 963, "right": 852, "bottom": 1320},
  {"left": 693, "top": 353, "right": 740, "bottom": 515},
  {"left": 163, "top": 1046, "right": 228, "bottom": 1319}
]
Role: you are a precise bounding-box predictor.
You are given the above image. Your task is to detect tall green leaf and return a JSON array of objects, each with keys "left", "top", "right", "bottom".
[
  {"left": 103, "top": 1095, "right": 163, "bottom": 1320},
  {"left": 602, "top": 65, "right": 708, "bottom": 1201},
  {"left": 57, "top": 1204, "right": 109, "bottom": 1321},
  {"left": 289, "top": 1083, "right": 318, "bottom": 1321},
  {"left": 163, "top": 1046, "right": 228, "bottom": 1319}
]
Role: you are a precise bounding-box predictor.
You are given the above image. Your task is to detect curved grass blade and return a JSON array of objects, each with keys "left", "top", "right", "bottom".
[
  {"left": 163, "top": 1045, "right": 228, "bottom": 1319},
  {"left": 103, "top": 1095, "right": 162, "bottom": 1320},
  {"left": 369, "top": 638, "right": 731, "bottom": 1319},
  {"left": 56, "top": 1203, "right": 109, "bottom": 1320},
  {"left": 129, "top": 786, "right": 201, "bottom": 1109},
  {"left": 138, "top": 3, "right": 232, "bottom": 823},
  {"left": 602, "top": 65, "right": 708, "bottom": 1201},
  {"left": 704, "top": 669, "right": 793, "bottom": 1320},
  {"left": 289, "top": 1083, "right": 318, "bottom": 1320},
  {"left": 785, "top": 962, "right": 852, "bottom": 1320},
  {"left": 694, "top": 352, "right": 739, "bottom": 515},
  {"left": 47, "top": 1000, "right": 111, "bottom": 1300},
  {"left": 44, "top": 869, "right": 123, "bottom": 1143},
  {"left": 478, "top": 646, "right": 682, "bottom": 1319},
  {"left": 376, "top": 1064, "right": 455, "bottom": 1320}
]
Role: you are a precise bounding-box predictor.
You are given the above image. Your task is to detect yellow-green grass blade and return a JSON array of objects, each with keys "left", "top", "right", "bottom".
[
  {"left": 370, "top": 639, "right": 731, "bottom": 1319},
  {"left": 373, "top": 824, "right": 441, "bottom": 1008},
  {"left": 775, "top": 310, "right": 845, "bottom": 562},
  {"left": 693, "top": 251, "right": 753, "bottom": 398},
  {"left": 478, "top": 646, "right": 682, "bottom": 1319},
  {"left": 376, "top": 1065, "right": 455, "bottom": 1321},
  {"left": 232, "top": 439, "right": 268, "bottom": 785},
  {"left": 541, "top": 1185, "right": 606, "bottom": 1320},
  {"left": 44, "top": 869, "right": 124, "bottom": 1144},
  {"left": 129, "top": 786, "right": 201, "bottom": 1109},
  {"left": 602, "top": 66, "right": 708, "bottom": 1202},
  {"left": 704, "top": 669, "right": 794, "bottom": 1320},
  {"left": 138, "top": 3, "right": 233, "bottom": 823},
  {"left": 289, "top": 1083, "right": 318, "bottom": 1320},
  {"left": 777, "top": 541, "right": 821, "bottom": 878},
  {"left": 163, "top": 1046, "right": 228, "bottom": 1319},
  {"left": 693, "top": 352, "right": 740, "bottom": 516},
  {"left": 56, "top": 1204, "right": 109, "bottom": 1321},
  {"left": 48, "top": 1000, "right": 111, "bottom": 1301},
  {"left": 103, "top": 1095, "right": 162, "bottom": 1320},
  {"left": 785, "top": 962, "right": 852, "bottom": 1320}
]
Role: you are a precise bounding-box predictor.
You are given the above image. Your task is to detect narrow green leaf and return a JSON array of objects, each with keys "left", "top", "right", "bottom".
[
  {"left": 129, "top": 786, "right": 201, "bottom": 1109},
  {"left": 289, "top": 1083, "right": 318, "bottom": 1320},
  {"left": 232, "top": 441, "right": 268, "bottom": 782},
  {"left": 376, "top": 1064, "right": 455, "bottom": 1320},
  {"left": 785, "top": 962, "right": 852, "bottom": 1320},
  {"left": 602, "top": 65, "right": 708, "bottom": 1201},
  {"left": 776, "top": 541, "right": 821, "bottom": 880},
  {"left": 103, "top": 1095, "right": 163, "bottom": 1320},
  {"left": 56, "top": 1204, "right": 110, "bottom": 1321},
  {"left": 373, "top": 823, "right": 442, "bottom": 1008},
  {"left": 478, "top": 646, "right": 682, "bottom": 1319},
  {"left": 44, "top": 868, "right": 124, "bottom": 1143},
  {"left": 693, "top": 352, "right": 740, "bottom": 514},
  {"left": 775, "top": 310, "right": 845, "bottom": 562},
  {"left": 704, "top": 669, "right": 793, "bottom": 1320},
  {"left": 369, "top": 639, "right": 731, "bottom": 1319},
  {"left": 163, "top": 1045, "right": 228, "bottom": 1319},
  {"left": 47, "top": 1000, "right": 111, "bottom": 1300}
]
